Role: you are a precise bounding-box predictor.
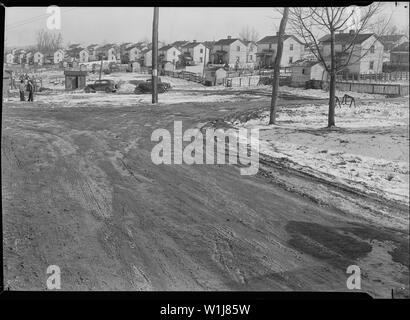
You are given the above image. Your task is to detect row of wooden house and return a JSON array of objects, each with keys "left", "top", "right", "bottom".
[
  {"left": 5, "top": 32, "right": 408, "bottom": 76},
  {"left": 5, "top": 42, "right": 151, "bottom": 66}
]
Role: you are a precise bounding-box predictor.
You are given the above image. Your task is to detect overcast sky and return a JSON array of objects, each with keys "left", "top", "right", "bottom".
[{"left": 4, "top": 3, "right": 409, "bottom": 48}]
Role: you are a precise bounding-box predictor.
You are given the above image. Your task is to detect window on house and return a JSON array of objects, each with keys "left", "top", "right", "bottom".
[
  {"left": 302, "top": 68, "right": 305, "bottom": 74},
  {"left": 370, "top": 45, "right": 375, "bottom": 53},
  {"left": 200, "top": 48, "right": 203, "bottom": 53},
  {"left": 200, "top": 57, "right": 203, "bottom": 63},
  {"left": 237, "top": 46, "right": 241, "bottom": 51},
  {"left": 369, "top": 61, "right": 374, "bottom": 70},
  {"left": 290, "top": 44, "right": 294, "bottom": 51},
  {"left": 173, "top": 51, "right": 176, "bottom": 56},
  {"left": 249, "top": 55, "right": 253, "bottom": 61},
  {"left": 289, "top": 57, "right": 293, "bottom": 64}
]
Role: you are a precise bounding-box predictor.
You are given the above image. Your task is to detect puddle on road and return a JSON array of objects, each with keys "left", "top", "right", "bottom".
[
  {"left": 285, "top": 221, "right": 409, "bottom": 270},
  {"left": 285, "top": 221, "right": 372, "bottom": 269}
]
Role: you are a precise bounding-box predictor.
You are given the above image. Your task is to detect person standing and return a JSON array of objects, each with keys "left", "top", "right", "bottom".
[
  {"left": 27, "top": 80, "right": 34, "bottom": 102},
  {"left": 19, "top": 79, "right": 26, "bottom": 101}
]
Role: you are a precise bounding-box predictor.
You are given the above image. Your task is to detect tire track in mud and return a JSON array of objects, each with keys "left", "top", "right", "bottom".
[{"left": 2, "top": 101, "right": 409, "bottom": 295}]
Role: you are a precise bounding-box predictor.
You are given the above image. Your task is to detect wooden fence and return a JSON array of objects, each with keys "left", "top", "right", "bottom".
[
  {"left": 336, "top": 72, "right": 409, "bottom": 83},
  {"left": 163, "top": 70, "right": 205, "bottom": 84},
  {"left": 334, "top": 81, "right": 409, "bottom": 96},
  {"left": 224, "top": 76, "right": 261, "bottom": 87},
  {"left": 224, "top": 74, "right": 292, "bottom": 87}
]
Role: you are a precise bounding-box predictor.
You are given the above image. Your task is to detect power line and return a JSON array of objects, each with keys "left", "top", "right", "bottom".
[{"left": 5, "top": 7, "right": 79, "bottom": 31}]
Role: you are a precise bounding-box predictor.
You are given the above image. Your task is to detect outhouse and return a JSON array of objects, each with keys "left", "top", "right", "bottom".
[
  {"left": 204, "top": 67, "right": 228, "bottom": 86},
  {"left": 64, "top": 70, "right": 88, "bottom": 90}
]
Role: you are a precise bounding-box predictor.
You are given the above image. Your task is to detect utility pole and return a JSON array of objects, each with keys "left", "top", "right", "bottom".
[
  {"left": 152, "top": 7, "right": 159, "bottom": 103},
  {"left": 99, "top": 54, "right": 103, "bottom": 80}
]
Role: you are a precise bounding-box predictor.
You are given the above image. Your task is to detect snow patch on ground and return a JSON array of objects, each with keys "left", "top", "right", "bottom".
[{"left": 231, "top": 101, "right": 409, "bottom": 205}]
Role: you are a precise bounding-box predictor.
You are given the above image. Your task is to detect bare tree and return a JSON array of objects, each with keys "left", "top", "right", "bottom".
[
  {"left": 269, "top": 8, "right": 289, "bottom": 125},
  {"left": 288, "top": 4, "right": 384, "bottom": 127},
  {"left": 239, "top": 26, "right": 260, "bottom": 43},
  {"left": 36, "top": 29, "right": 63, "bottom": 52}
]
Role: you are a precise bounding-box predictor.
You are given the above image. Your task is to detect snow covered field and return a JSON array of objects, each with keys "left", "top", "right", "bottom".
[{"left": 231, "top": 101, "right": 409, "bottom": 208}]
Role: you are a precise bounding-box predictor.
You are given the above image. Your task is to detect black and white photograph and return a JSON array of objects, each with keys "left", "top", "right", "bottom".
[{"left": 1, "top": 2, "right": 409, "bottom": 303}]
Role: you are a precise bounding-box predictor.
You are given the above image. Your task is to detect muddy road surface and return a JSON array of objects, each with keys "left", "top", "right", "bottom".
[{"left": 2, "top": 98, "right": 408, "bottom": 297}]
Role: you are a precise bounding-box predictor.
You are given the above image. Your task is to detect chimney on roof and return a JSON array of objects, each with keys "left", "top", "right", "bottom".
[
  {"left": 349, "top": 30, "right": 355, "bottom": 35},
  {"left": 227, "top": 36, "right": 232, "bottom": 39}
]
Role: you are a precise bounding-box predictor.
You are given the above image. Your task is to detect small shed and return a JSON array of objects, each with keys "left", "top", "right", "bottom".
[
  {"left": 290, "top": 60, "right": 327, "bottom": 87},
  {"left": 204, "top": 67, "right": 228, "bottom": 85},
  {"left": 64, "top": 70, "right": 88, "bottom": 90}
]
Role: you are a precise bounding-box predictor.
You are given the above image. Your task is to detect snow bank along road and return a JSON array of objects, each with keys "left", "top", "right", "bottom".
[{"left": 2, "top": 96, "right": 408, "bottom": 297}]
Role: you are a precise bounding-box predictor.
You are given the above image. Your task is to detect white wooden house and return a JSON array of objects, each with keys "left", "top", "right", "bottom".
[
  {"left": 256, "top": 34, "right": 304, "bottom": 68},
  {"left": 54, "top": 49, "right": 65, "bottom": 64},
  {"left": 6, "top": 53, "right": 14, "bottom": 64},
  {"left": 79, "top": 49, "right": 89, "bottom": 63},
  {"left": 34, "top": 51, "right": 44, "bottom": 65},
  {"left": 26, "top": 52, "right": 33, "bottom": 64},
  {"left": 180, "top": 41, "right": 210, "bottom": 66},
  {"left": 319, "top": 31, "right": 384, "bottom": 74},
  {"left": 210, "top": 36, "right": 247, "bottom": 67},
  {"left": 17, "top": 50, "right": 26, "bottom": 64},
  {"left": 142, "top": 49, "right": 152, "bottom": 67},
  {"left": 87, "top": 44, "right": 99, "bottom": 61},
  {"left": 158, "top": 45, "right": 181, "bottom": 66},
  {"left": 107, "top": 47, "right": 117, "bottom": 61},
  {"left": 243, "top": 41, "right": 257, "bottom": 66},
  {"left": 127, "top": 45, "right": 140, "bottom": 62}
]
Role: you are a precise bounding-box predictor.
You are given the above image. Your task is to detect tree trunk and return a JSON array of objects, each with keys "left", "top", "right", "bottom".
[
  {"left": 269, "top": 8, "right": 289, "bottom": 125},
  {"left": 328, "top": 28, "right": 336, "bottom": 127},
  {"left": 152, "top": 7, "right": 159, "bottom": 104}
]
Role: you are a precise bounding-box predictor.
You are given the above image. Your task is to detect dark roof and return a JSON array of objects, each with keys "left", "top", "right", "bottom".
[
  {"left": 291, "top": 59, "right": 322, "bottom": 67},
  {"left": 391, "top": 42, "right": 409, "bottom": 52},
  {"left": 159, "top": 45, "right": 178, "bottom": 51},
  {"left": 182, "top": 42, "right": 202, "bottom": 49},
  {"left": 319, "top": 33, "right": 375, "bottom": 45},
  {"left": 126, "top": 44, "right": 140, "bottom": 50},
  {"left": 379, "top": 34, "right": 407, "bottom": 43},
  {"left": 202, "top": 41, "right": 215, "bottom": 49},
  {"left": 67, "top": 47, "right": 86, "bottom": 57},
  {"left": 257, "top": 35, "right": 302, "bottom": 45},
  {"left": 64, "top": 70, "right": 88, "bottom": 76},
  {"left": 171, "top": 41, "right": 189, "bottom": 48},
  {"left": 98, "top": 44, "right": 116, "bottom": 51},
  {"left": 214, "top": 38, "right": 242, "bottom": 46}
]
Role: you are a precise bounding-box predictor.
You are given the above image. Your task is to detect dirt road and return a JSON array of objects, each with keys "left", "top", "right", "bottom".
[{"left": 2, "top": 97, "right": 408, "bottom": 297}]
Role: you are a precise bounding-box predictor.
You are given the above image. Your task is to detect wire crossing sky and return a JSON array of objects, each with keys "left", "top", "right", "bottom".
[{"left": 4, "top": 3, "right": 409, "bottom": 48}]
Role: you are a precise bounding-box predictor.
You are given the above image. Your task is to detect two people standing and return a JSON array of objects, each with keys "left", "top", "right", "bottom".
[{"left": 18, "top": 78, "right": 34, "bottom": 102}]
